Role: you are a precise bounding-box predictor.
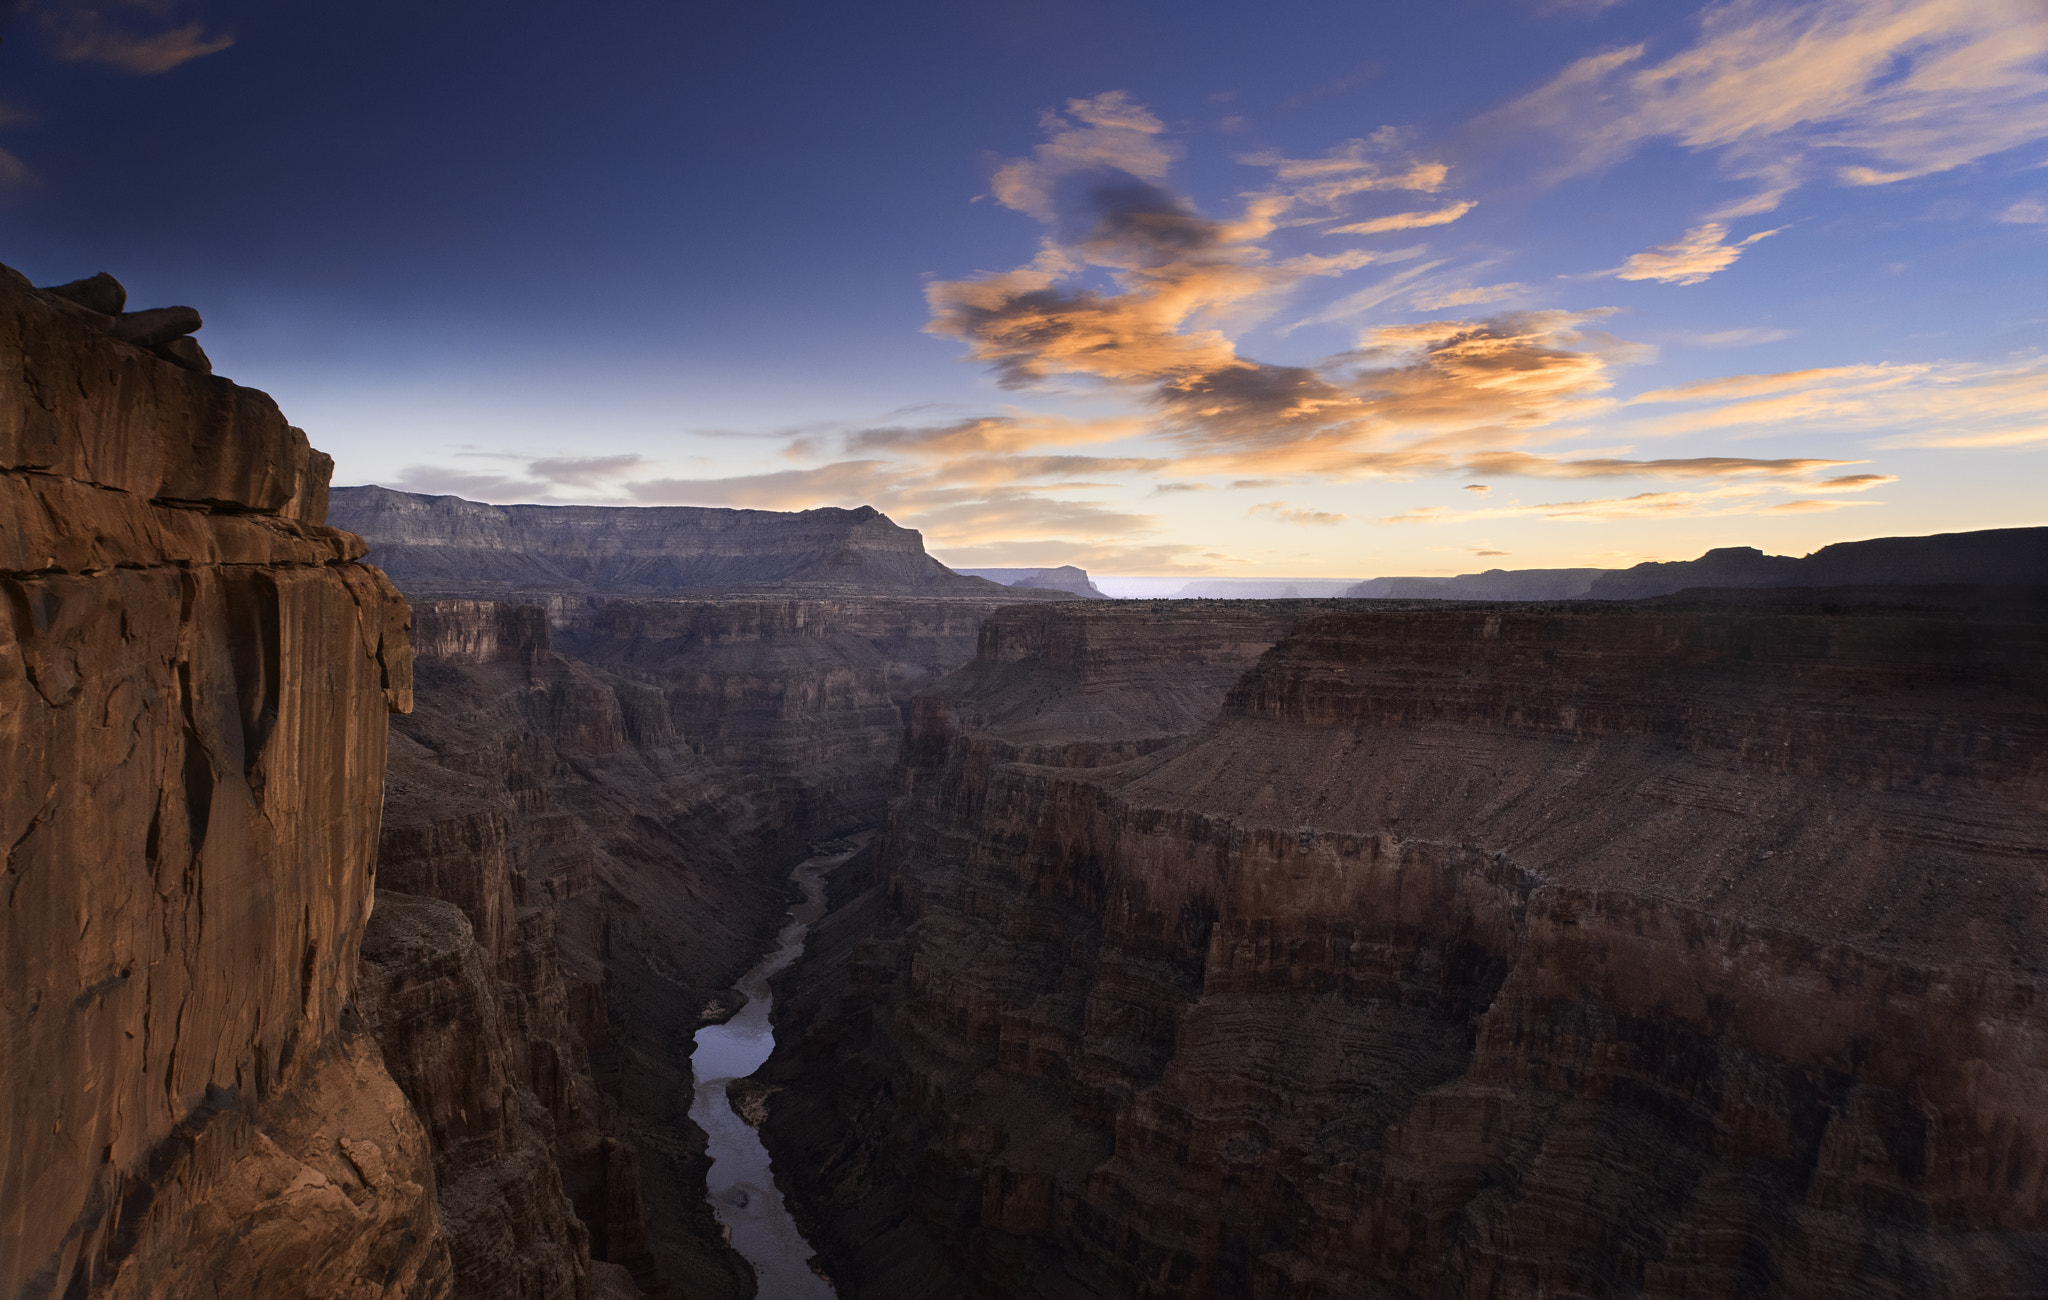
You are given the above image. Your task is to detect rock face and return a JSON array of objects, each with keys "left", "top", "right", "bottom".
[
  {"left": 0, "top": 263, "right": 444, "bottom": 1297},
  {"left": 954, "top": 566, "right": 1109, "bottom": 598},
  {"left": 328, "top": 486, "right": 1042, "bottom": 599},
  {"left": 358, "top": 890, "right": 593, "bottom": 1300},
  {"left": 763, "top": 590, "right": 2048, "bottom": 1297}
]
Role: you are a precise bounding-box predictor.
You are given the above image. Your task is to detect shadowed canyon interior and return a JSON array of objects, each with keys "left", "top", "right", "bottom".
[{"left": 6, "top": 258, "right": 2047, "bottom": 1299}]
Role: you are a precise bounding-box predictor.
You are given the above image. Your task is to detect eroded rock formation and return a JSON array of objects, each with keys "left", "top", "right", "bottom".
[
  {"left": 332, "top": 483, "right": 1084, "bottom": 1297},
  {"left": 328, "top": 486, "right": 1040, "bottom": 599},
  {"left": 1, "top": 263, "right": 442, "bottom": 1296},
  {"left": 764, "top": 590, "right": 2048, "bottom": 1297}
]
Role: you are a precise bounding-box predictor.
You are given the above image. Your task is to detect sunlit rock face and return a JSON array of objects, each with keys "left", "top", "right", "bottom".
[
  {"left": 0, "top": 263, "right": 445, "bottom": 1299},
  {"left": 764, "top": 592, "right": 2048, "bottom": 1298}
]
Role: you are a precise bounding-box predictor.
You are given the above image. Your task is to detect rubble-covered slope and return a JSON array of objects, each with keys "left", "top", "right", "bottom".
[
  {"left": 764, "top": 591, "right": 2048, "bottom": 1298},
  {"left": 0, "top": 263, "right": 445, "bottom": 1299}
]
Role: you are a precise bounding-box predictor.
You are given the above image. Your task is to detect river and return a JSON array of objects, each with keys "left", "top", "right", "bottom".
[{"left": 687, "top": 851, "right": 842, "bottom": 1300}]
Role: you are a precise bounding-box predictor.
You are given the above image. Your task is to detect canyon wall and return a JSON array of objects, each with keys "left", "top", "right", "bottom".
[
  {"left": 0, "top": 264, "right": 446, "bottom": 1297},
  {"left": 331, "top": 482, "right": 1080, "bottom": 1297},
  {"left": 764, "top": 590, "right": 2048, "bottom": 1297},
  {"left": 328, "top": 486, "right": 1028, "bottom": 599}
]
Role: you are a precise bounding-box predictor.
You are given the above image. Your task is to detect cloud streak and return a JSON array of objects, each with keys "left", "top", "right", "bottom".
[
  {"left": 1499, "top": 0, "right": 2048, "bottom": 205},
  {"left": 1612, "top": 222, "right": 1782, "bottom": 284},
  {"left": 1329, "top": 200, "right": 1476, "bottom": 236},
  {"left": 31, "top": 3, "right": 234, "bottom": 73}
]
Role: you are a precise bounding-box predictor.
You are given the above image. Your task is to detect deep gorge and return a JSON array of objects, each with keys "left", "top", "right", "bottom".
[{"left": 6, "top": 262, "right": 2047, "bottom": 1300}]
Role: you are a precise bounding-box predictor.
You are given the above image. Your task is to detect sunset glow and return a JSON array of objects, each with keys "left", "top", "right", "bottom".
[{"left": 8, "top": 0, "right": 2044, "bottom": 576}]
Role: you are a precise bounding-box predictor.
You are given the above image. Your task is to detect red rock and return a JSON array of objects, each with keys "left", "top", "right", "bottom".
[{"left": 0, "top": 261, "right": 442, "bottom": 1297}]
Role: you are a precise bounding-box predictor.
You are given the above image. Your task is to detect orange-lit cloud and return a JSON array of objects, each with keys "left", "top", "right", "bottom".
[
  {"left": 1498, "top": 0, "right": 2048, "bottom": 207},
  {"left": 32, "top": 3, "right": 234, "bottom": 73},
  {"left": 1379, "top": 483, "right": 1884, "bottom": 525},
  {"left": 1411, "top": 282, "right": 1527, "bottom": 310},
  {"left": 1458, "top": 452, "right": 1856, "bottom": 478},
  {"left": 1612, "top": 222, "right": 1783, "bottom": 284},
  {"left": 1249, "top": 501, "right": 1348, "bottom": 525},
  {"left": 1329, "top": 201, "right": 1476, "bottom": 236},
  {"left": 1624, "top": 357, "right": 2048, "bottom": 448}
]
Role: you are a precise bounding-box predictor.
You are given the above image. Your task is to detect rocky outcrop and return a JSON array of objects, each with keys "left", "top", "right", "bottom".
[
  {"left": 953, "top": 566, "right": 1109, "bottom": 598},
  {"left": 764, "top": 589, "right": 2048, "bottom": 1297},
  {"left": 328, "top": 486, "right": 1059, "bottom": 600},
  {"left": 0, "top": 262, "right": 443, "bottom": 1297}
]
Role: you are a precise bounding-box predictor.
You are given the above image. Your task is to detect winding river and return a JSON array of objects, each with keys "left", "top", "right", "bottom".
[{"left": 687, "top": 852, "right": 841, "bottom": 1299}]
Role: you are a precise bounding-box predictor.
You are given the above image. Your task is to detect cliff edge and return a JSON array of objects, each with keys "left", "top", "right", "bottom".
[{"left": 1, "top": 265, "right": 444, "bottom": 1298}]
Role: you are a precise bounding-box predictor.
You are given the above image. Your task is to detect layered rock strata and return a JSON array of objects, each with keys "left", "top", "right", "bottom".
[
  {"left": 332, "top": 485, "right": 1091, "bottom": 1295},
  {"left": 329, "top": 486, "right": 1053, "bottom": 599},
  {"left": 764, "top": 591, "right": 2048, "bottom": 1297},
  {"left": 0, "top": 263, "right": 444, "bottom": 1297},
  {"left": 365, "top": 588, "right": 1078, "bottom": 1295},
  {"left": 367, "top": 597, "right": 771, "bottom": 1298}
]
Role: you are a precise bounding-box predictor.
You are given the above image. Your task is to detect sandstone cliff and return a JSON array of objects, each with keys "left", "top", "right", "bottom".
[
  {"left": 0, "top": 264, "right": 444, "bottom": 1297},
  {"left": 763, "top": 590, "right": 2048, "bottom": 1297},
  {"left": 328, "top": 486, "right": 1047, "bottom": 600}
]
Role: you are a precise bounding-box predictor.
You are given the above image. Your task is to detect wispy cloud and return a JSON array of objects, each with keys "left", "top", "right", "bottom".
[
  {"left": 1329, "top": 200, "right": 1476, "bottom": 236},
  {"left": 1626, "top": 357, "right": 2048, "bottom": 448},
  {"left": 1249, "top": 500, "right": 1348, "bottom": 525},
  {"left": 1380, "top": 483, "right": 1884, "bottom": 525},
  {"left": 1497, "top": 0, "right": 2048, "bottom": 208},
  {"left": 1690, "top": 327, "right": 1793, "bottom": 347},
  {"left": 1411, "top": 282, "right": 1527, "bottom": 310},
  {"left": 1611, "top": 222, "right": 1783, "bottom": 284},
  {"left": 31, "top": 2, "right": 234, "bottom": 73},
  {"left": 1459, "top": 451, "right": 1859, "bottom": 478}
]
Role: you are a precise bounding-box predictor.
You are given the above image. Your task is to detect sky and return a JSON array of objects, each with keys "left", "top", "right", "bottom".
[{"left": 4, "top": 0, "right": 2045, "bottom": 578}]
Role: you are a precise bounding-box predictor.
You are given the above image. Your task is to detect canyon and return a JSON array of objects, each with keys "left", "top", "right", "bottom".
[
  {"left": 330, "top": 489, "right": 1076, "bottom": 1297},
  {"left": 8, "top": 257, "right": 2047, "bottom": 1300},
  {"left": 761, "top": 589, "right": 2048, "bottom": 1297}
]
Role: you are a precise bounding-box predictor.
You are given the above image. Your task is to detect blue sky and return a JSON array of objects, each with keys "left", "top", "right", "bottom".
[{"left": 5, "top": 0, "right": 2045, "bottom": 576}]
